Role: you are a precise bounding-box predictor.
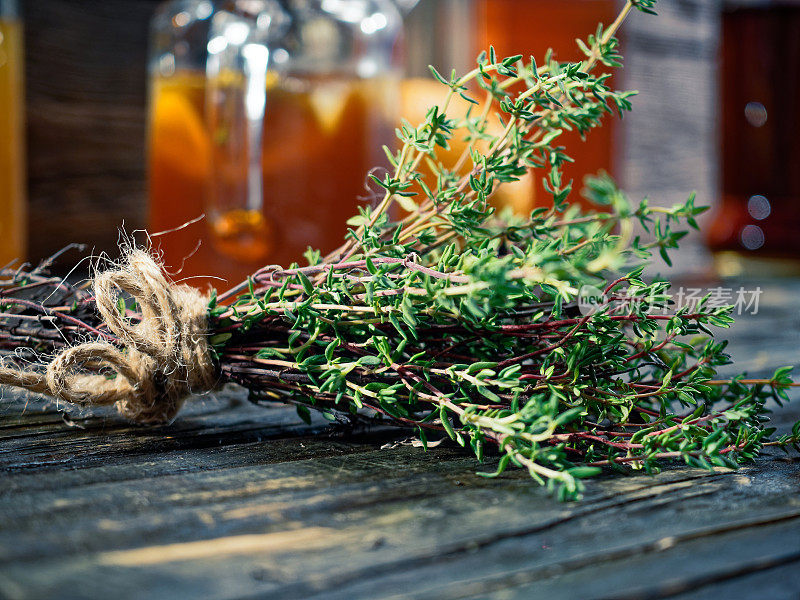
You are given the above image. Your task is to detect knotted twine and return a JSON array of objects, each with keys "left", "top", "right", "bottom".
[{"left": 0, "top": 250, "right": 217, "bottom": 424}]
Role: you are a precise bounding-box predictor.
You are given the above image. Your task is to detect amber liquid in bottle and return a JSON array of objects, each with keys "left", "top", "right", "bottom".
[
  {"left": 708, "top": 5, "right": 800, "bottom": 276},
  {"left": 0, "top": 17, "right": 25, "bottom": 267},
  {"left": 476, "top": 0, "right": 617, "bottom": 210},
  {"left": 148, "top": 72, "right": 394, "bottom": 287}
]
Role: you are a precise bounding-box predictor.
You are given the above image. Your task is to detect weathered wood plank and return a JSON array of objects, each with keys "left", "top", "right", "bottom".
[
  {"left": 1, "top": 388, "right": 799, "bottom": 598},
  {"left": 667, "top": 560, "right": 800, "bottom": 600},
  {"left": 0, "top": 277, "right": 798, "bottom": 600},
  {"left": 0, "top": 449, "right": 797, "bottom": 599}
]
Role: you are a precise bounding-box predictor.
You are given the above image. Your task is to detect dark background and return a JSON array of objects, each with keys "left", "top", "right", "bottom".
[{"left": 23, "top": 0, "right": 159, "bottom": 260}]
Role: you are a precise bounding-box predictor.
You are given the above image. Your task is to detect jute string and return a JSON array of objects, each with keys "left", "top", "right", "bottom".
[{"left": 0, "top": 250, "right": 217, "bottom": 424}]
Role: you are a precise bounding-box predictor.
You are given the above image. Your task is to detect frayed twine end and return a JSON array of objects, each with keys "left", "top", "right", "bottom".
[{"left": 0, "top": 250, "right": 217, "bottom": 424}]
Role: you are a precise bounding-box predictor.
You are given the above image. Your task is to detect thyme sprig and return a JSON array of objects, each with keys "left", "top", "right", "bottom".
[
  {"left": 1, "top": 0, "right": 798, "bottom": 500},
  {"left": 206, "top": 0, "right": 798, "bottom": 499}
]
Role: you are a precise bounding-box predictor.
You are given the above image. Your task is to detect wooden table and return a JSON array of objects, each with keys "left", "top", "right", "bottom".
[{"left": 2, "top": 281, "right": 799, "bottom": 600}]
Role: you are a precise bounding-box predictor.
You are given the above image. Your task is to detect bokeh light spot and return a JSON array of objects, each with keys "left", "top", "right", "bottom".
[
  {"left": 744, "top": 101, "right": 768, "bottom": 127},
  {"left": 741, "top": 224, "right": 765, "bottom": 250},
  {"left": 747, "top": 194, "right": 771, "bottom": 220}
]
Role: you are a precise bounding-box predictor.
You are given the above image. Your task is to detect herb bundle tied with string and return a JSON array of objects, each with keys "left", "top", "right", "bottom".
[{"left": 2, "top": 0, "right": 799, "bottom": 500}]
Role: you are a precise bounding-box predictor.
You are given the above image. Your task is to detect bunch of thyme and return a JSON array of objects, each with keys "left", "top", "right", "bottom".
[{"left": 1, "top": 0, "right": 798, "bottom": 499}]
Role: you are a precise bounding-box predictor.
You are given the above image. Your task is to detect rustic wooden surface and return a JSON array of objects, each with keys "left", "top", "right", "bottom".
[{"left": 0, "top": 278, "right": 799, "bottom": 600}]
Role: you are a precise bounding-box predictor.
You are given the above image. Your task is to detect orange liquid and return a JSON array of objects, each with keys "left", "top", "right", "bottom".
[
  {"left": 148, "top": 72, "right": 394, "bottom": 288},
  {"left": 399, "top": 78, "right": 536, "bottom": 216},
  {"left": 0, "top": 18, "right": 25, "bottom": 267},
  {"left": 477, "top": 0, "right": 617, "bottom": 209}
]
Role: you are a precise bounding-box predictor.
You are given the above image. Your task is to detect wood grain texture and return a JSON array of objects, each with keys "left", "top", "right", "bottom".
[
  {"left": 1, "top": 280, "right": 799, "bottom": 599},
  {"left": 22, "top": 0, "right": 160, "bottom": 263}
]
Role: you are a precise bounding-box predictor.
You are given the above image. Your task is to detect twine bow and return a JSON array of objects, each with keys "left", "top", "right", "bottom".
[{"left": 0, "top": 250, "right": 217, "bottom": 423}]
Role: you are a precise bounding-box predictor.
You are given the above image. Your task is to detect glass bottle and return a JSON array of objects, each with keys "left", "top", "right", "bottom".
[
  {"left": 0, "top": 0, "right": 25, "bottom": 267},
  {"left": 147, "top": 0, "right": 403, "bottom": 287},
  {"left": 708, "top": 1, "right": 800, "bottom": 276}
]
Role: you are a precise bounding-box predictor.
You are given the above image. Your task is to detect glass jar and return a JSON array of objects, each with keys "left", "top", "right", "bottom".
[
  {"left": 147, "top": 0, "right": 403, "bottom": 286},
  {"left": 0, "top": 0, "right": 25, "bottom": 267}
]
